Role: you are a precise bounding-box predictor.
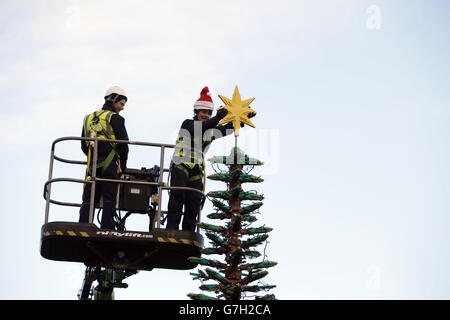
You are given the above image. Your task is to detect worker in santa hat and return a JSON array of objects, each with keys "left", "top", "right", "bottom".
[{"left": 166, "top": 86, "right": 233, "bottom": 232}]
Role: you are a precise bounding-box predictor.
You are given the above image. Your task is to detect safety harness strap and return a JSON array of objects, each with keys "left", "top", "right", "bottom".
[
  {"left": 88, "top": 148, "right": 117, "bottom": 175},
  {"left": 175, "top": 164, "right": 203, "bottom": 182}
]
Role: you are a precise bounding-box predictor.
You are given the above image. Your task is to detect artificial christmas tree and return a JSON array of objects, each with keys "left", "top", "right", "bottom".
[{"left": 187, "top": 86, "right": 277, "bottom": 300}]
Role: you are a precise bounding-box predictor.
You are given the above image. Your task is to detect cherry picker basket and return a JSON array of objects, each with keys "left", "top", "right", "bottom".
[{"left": 41, "top": 136, "right": 205, "bottom": 271}]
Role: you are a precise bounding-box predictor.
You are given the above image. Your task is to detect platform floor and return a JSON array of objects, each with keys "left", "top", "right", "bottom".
[{"left": 40, "top": 222, "right": 204, "bottom": 271}]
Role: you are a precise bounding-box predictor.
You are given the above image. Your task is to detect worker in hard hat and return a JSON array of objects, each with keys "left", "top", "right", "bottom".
[
  {"left": 79, "top": 86, "right": 129, "bottom": 229},
  {"left": 166, "top": 86, "right": 233, "bottom": 232}
]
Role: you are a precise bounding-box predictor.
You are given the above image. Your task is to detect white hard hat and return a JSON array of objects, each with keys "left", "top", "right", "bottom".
[{"left": 104, "top": 86, "right": 127, "bottom": 100}]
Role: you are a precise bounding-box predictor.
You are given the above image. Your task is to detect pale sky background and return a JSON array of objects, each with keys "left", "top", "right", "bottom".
[{"left": 1, "top": 0, "right": 449, "bottom": 299}]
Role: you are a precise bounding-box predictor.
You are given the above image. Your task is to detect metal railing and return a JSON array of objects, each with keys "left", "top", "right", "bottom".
[{"left": 43, "top": 136, "right": 205, "bottom": 230}]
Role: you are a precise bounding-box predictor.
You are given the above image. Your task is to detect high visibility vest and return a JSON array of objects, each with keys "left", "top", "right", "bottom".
[
  {"left": 173, "top": 128, "right": 214, "bottom": 170},
  {"left": 83, "top": 109, "right": 118, "bottom": 173}
]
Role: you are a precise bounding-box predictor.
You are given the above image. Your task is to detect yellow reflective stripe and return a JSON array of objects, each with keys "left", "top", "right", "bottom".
[
  {"left": 83, "top": 114, "right": 90, "bottom": 139},
  {"left": 188, "top": 174, "right": 202, "bottom": 182},
  {"left": 175, "top": 164, "right": 190, "bottom": 176},
  {"left": 45, "top": 230, "right": 90, "bottom": 237},
  {"left": 104, "top": 111, "right": 115, "bottom": 137},
  {"left": 157, "top": 237, "right": 200, "bottom": 247},
  {"left": 43, "top": 227, "right": 202, "bottom": 248}
]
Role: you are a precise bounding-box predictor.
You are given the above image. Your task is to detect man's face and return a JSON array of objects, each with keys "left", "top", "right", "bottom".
[
  {"left": 197, "top": 109, "right": 212, "bottom": 122},
  {"left": 113, "top": 99, "right": 126, "bottom": 113}
]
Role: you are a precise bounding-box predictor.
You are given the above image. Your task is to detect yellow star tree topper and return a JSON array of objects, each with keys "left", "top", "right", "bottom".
[{"left": 217, "top": 85, "right": 256, "bottom": 136}]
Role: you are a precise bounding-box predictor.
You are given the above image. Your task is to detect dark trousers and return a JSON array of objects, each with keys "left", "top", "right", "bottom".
[
  {"left": 79, "top": 164, "right": 119, "bottom": 230},
  {"left": 166, "top": 165, "right": 203, "bottom": 232}
]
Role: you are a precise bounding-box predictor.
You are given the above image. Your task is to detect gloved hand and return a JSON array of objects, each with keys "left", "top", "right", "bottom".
[
  {"left": 241, "top": 112, "right": 256, "bottom": 127},
  {"left": 216, "top": 107, "right": 228, "bottom": 119}
]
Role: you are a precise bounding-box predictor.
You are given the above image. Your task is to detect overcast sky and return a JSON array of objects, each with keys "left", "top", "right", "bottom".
[{"left": 1, "top": 0, "right": 450, "bottom": 299}]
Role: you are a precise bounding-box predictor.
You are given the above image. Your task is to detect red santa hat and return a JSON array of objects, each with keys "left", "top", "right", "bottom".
[{"left": 193, "top": 86, "right": 214, "bottom": 111}]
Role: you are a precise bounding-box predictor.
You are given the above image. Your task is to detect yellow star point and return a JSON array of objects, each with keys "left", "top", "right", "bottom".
[{"left": 217, "top": 85, "right": 256, "bottom": 136}]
